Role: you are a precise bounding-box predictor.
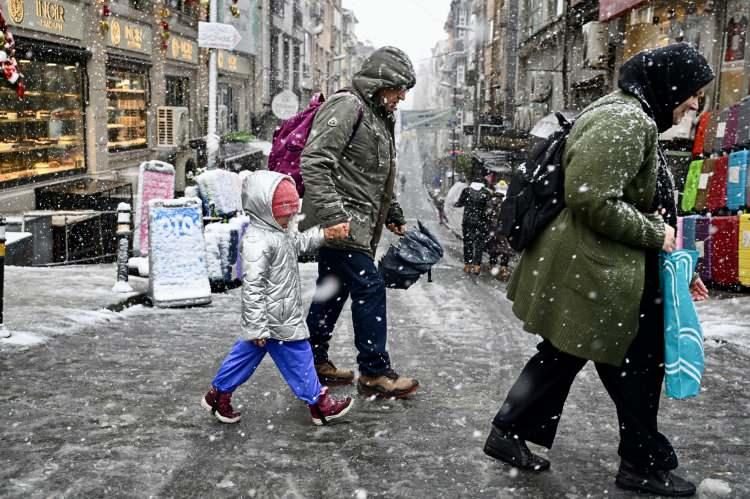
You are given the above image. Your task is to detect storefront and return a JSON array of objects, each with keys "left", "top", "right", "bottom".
[
  {"left": 614, "top": 0, "right": 750, "bottom": 109},
  {"left": 717, "top": 0, "right": 750, "bottom": 108},
  {"left": 217, "top": 50, "right": 253, "bottom": 134},
  {"left": 0, "top": 0, "right": 87, "bottom": 187},
  {"left": 106, "top": 16, "right": 153, "bottom": 153},
  {"left": 165, "top": 34, "right": 199, "bottom": 135}
]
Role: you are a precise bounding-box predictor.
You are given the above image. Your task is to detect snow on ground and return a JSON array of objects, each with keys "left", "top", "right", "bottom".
[
  {"left": 0, "top": 264, "right": 148, "bottom": 351},
  {"left": 696, "top": 296, "right": 750, "bottom": 349},
  {"left": 1, "top": 216, "right": 749, "bottom": 355}
]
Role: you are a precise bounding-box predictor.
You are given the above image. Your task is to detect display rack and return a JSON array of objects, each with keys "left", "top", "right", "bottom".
[{"left": 107, "top": 84, "right": 147, "bottom": 152}]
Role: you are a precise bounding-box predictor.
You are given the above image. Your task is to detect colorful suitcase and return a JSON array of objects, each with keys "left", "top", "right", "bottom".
[
  {"left": 727, "top": 150, "right": 749, "bottom": 211},
  {"left": 703, "top": 112, "right": 720, "bottom": 157},
  {"left": 709, "top": 216, "right": 739, "bottom": 286},
  {"left": 694, "top": 158, "right": 715, "bottom": 212},
  {"left": 739, "top": 214, "right": 750, "bottom": 286},
  {"left": 695, "top": 216, "right": 713, "bottom": 283},
  {"left": 706, "top": 155, "right": 729, "bottom": 213},
  {"left": 681, "top": 160, "right": 703, "bottom": 213},
  {"left": 681, "top": 215, "right": 697, "bottom": 250},
  {"left": 692, "top": 112, "right": 712, "bottom": 157},
  {"left": 682, "top": 215, "right": 697, "bottom": 250},
  {"left": 735, "top": 97, "right": 750, "bottom": 150},
  {"left": 713, "top": 107, "right": 730, "bottom": 154},
  {"left": 723, "top": 104, "right": 740, "bottom": 152},
  {"left": 676, "top": 217, "right": 684, "bottom": 250}
]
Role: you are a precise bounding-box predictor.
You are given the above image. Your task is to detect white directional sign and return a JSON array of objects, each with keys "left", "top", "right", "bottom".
[{"left": 198, "top": 22, "right": 242, "bottom": 50}]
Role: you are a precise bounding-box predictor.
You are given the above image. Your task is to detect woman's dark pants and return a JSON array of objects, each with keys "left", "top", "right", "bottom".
[{"left": 493, "top": 254, "right": 677, "bottom": 471}]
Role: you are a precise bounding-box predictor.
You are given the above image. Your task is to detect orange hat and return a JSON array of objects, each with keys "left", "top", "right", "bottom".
[{"left": 272, "top": 179, "right": 300, "bottom": 218}]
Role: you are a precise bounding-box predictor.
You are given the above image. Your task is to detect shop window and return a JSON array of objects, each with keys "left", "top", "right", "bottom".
[
  {"left": 218, "top": 84, "right": 239, "bottom": 134},
  {"left": 525, "top": 0, "right": 545, "bottom": 35},
  {"left": 167, "top": 0, "right": 198, "bottom": 17},
  {"left": 129, "top": 0, "right": 151, "bottom": 10},
  {"left": 107, "top": 67, "right": 148, "bottom": 152},
  {"left": 166, "top": 76, "right": 190, "bottom": 108},
  {"left": 0, "top": 52, "right": 86, "bottom": 185}
]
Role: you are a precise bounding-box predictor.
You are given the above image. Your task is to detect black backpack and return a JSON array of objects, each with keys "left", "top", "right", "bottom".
[
  {"left": 499, "top": 112, "right": 574, "bottom": 251},
  {"left": 379, "top": 221, "right": 444, "bottom": 289}
]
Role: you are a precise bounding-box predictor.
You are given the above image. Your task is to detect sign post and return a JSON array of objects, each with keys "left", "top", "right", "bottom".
[
  {"left": 198, "top": 19, "right": 242, "bottom": 170},
  {"left": 148, "top": 198, "right": 212, "bottom": 307},
  {"left": 271, "top": 90, "right": 300, "bottom": 120}
]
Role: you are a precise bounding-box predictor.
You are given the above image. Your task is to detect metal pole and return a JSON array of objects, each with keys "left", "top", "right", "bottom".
[
  {"left": 0, "top": 216, "right": 8, "bottom": 338},
  {"left": 112, "top": 203, "right": 133, "bottom": 293},
  {"left": 452, "top": 86, "right": 457, "bottom": 186},
  {"left": 206, "top": 0, "right": 219, "bottom": 170}
]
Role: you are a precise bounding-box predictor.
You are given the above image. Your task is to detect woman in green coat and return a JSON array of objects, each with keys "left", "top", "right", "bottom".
[{"left": 483, "top": 43, "right": 713, "bottom": 497}]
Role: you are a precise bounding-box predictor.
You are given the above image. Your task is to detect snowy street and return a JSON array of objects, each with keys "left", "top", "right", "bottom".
[{"left": 1, "top": 140, "right": 749, "bottom": 498}]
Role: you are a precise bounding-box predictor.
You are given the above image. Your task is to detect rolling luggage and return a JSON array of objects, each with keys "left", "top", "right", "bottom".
[
  {"left": 723, "top": 104, "right": 740, "bottom": 152},
  {"left": 727, "top": 150, "right": 749, "bottom": 210},
  {"left": 735, "top": 97, "right": 750, "bottom": 150},
  {"left": 695, "top": 216, "right": 713, "bottom": 283},
  {"left": 681, "top": 215, "right": 697, "bottom": 250},
  {"left": 692, "top": 112, "right": 711, "bottom": 157},
  {"left": 709, "top": 216, "right": 739, "bottom": 286},
  {"left": 706, "top": 155, "right": 729, "bottom": 212},
  {"left": 713, "top": 107, "right": 730, "bottom": 155},
  {"left": 739, "top": 214, "right": 750, "bottom": 286},
  {"left": 703, "top": 112, "right": 719, "bottom": 157},
  {"left": 681, "top": 160, "right": 703, "bottom": 213},
  {"left": 694, "top": 158, "right": 715, "bottom": 212},
  {"left": 712, "top": 107, "right": 736, "bottom": 154}
]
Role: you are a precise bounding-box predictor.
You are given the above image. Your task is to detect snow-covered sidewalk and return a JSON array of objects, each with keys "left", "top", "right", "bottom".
[{"left": 0, "top": 264, "right": 147, "bottom": 350}]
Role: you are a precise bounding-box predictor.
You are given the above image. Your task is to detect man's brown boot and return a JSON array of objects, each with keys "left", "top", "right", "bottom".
[
  {"left": 497, "top": 266, "right": 510, "bottom": 281},
  {"left": 463, "top": 264, "right": 471, "bottom": 273},
  {"left": 358, "top": 369, "right": 419, "bottom": 399},
  {"left": 473, "top": 264, "right": 481, "bottom": 275},
  {"left": 315, "top": 360, "right": 355, "bottom": 386}
]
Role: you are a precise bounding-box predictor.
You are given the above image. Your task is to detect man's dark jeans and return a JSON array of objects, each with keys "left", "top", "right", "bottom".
[{"left": 306, "top": 247, "right": 390, "bottom": 376}]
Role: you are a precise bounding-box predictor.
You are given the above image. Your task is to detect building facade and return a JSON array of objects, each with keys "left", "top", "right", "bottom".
[
  {"left": 0, "top": 0, "right": 369, "bottom": 212},
  {"left": 426, "top": 0, "right": 750, "bottom": 168}
]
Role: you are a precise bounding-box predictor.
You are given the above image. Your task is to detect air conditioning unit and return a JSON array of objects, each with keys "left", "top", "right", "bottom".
[
  {"left": 157, "top": 106, "right": 189, "bottom": 148},
  {"left": 582, "top": 21, "right": 609, "bottom": 70},
  {"left": 529, "top": 71, "right": 552, "bottom": 102}
]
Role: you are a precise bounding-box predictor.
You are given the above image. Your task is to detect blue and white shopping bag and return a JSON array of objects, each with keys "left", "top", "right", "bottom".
[{"left": 660, "top": 250, "right": 704, "bottom": 399}]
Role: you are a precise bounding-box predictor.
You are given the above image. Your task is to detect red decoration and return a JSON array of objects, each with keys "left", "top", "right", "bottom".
[
  {"left": 159, "top": 8, "right": 171, "bottom": 52},
  {"left": 0, "top": 6, "right": 24, "bottom": 98}
]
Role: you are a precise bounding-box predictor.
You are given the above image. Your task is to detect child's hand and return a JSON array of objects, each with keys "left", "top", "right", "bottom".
[
  {"left": 251, "top": 339, "right": 267, "bottom": 347},
  {"left": 324, "top": 222, "right": 350, "bottom": 241}
]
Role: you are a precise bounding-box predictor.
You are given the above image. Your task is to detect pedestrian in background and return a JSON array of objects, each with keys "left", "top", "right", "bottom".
[
  {"left": 299, "top": 46, "right": 420, "bottom": 399},
  {"left": 455, "top": 177, "right": 492, "bottom": 275},
  {"left": 484, "top": 181, "right": 513, "bottom": 281},
  {"left": 483, "top": 43, "right": 713, "bottom": 497},
  {"left": 434, "top": 192, "right": 449, "bottom": 226},
  {"left": 201, "top": 171, "right": 353, "bottom": 426}
]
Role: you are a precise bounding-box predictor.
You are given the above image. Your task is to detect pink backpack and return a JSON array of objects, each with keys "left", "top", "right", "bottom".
[{"left": 268, "top": 90, "right": 364, "bottom": 197}]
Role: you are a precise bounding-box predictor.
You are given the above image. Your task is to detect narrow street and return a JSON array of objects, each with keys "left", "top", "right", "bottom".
[{"left": 1, "top": 139, "right": 748, "bottom": 498}]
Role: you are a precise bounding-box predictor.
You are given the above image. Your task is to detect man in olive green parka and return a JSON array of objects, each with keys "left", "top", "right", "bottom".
[{"left": 300, "top": 46, "right": 420, "bottom": 399}]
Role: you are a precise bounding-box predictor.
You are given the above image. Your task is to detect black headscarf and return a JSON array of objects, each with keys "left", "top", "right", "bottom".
[
  {"left": 618, "top": 43, "right": 714, "bottom": 133},
  {"left": 619, "top": 43, "right": 714, "bottom": 229}
]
